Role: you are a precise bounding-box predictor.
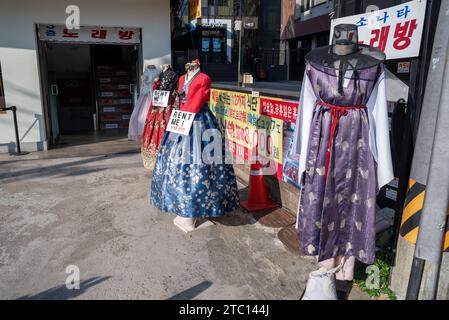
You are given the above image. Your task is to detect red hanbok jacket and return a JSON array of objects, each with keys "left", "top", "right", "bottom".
[{"left": 178, "top": 72, "right": 211, "bottom": 114}]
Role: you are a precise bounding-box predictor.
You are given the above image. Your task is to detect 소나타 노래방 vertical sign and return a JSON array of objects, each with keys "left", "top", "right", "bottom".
[{"left": 330, "top": 0, "right": 427, "bottom": 60}]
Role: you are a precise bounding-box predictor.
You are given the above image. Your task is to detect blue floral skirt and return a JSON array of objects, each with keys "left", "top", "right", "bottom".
[{"left": 150, "top": 106, "right": 240, "bottom": 218}]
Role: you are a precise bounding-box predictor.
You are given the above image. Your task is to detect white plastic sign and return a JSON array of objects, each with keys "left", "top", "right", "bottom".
[
  {"left": 167, "top": 110, "right": 196, "bottom": 136},
  {"left": 152, "top": 90, "right": 170, "bottom": 108}
]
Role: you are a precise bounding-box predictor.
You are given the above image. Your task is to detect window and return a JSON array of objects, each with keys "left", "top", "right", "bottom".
[
  {"left": 312, "top": 0, "right": 328, "bottom": 8},
  {"left": 0, "top": 62, "right": 5, "bottom": 113},
  {"left": 296, "top": 0, "right": 328, "bottom": 15}
]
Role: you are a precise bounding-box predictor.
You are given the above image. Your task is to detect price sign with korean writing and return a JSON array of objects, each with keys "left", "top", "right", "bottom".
[
  {"left": 167, "top": 110, "right": 196, "bottom": 136},
  {"left": 152, "top": 90, "right": 170, "bottom": 108},
  {"left": 38, "top": 25, "right": 140, "bottom": 44},
  {"left": 330, "top": 0, "right": 426, "bottom": 60}
]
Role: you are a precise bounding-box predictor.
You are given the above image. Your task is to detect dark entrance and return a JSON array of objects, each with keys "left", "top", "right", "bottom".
[
  {"left": 200, "top": 29, "right": 226, "bottom": 65},
  {"left": 38, "top": 42, "right": 140, "bottom": 145}
]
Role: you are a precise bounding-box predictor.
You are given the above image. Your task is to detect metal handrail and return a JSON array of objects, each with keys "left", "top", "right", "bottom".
[{"left": 0, "top": 106, "right": 28, "bottom": 155}]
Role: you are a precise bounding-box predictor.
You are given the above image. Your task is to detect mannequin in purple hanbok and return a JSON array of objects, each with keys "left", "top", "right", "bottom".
[
  {"left": 128, "top": 65, "right": 160, "bottom": 141},
  {"left": 292, "top": 25, "right": 393, "bottom": 287}
]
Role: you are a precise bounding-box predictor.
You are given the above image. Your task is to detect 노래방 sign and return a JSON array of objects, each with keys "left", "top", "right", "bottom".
[
  {"left": 152, "top": 90, "right": 170, "bottom": 108},
  {"left": 330, "top": 0, "right": 427, "bottom": 60},
  {"left": 38, "top": 25, "right": 141, "bottom": 44},
  {"left": 167, "top": 110, "right": 196, "bottom": 136}
]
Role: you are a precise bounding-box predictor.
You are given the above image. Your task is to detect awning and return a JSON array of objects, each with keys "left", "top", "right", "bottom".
[{"left": 281, "top": 14, "right": 331, "bottom": 40}]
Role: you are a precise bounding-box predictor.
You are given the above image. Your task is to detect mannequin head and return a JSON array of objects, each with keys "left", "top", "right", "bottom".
[
  {"left": 187, "top": 59, "right": 200, "bottom": 76},
  {"left": 161, "top": 64, "right": 172, "bottom": 72},
  {"left": 331, "top": 24, "right": 359, "bottom": 56}
]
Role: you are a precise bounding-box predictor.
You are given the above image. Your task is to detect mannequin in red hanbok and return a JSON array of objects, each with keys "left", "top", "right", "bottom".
[{"left": 141, "top": 64, "right": 178, "bottom": 169}]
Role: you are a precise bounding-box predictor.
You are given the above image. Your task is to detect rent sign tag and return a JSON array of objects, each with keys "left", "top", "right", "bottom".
[
  {"left": 167, "top": 110, "right": 196, "bottom": 135},
  {"left": 330, "top": 0, "right": 427, "bottom": 60},
  {"left": 152, "top": 90, "right": 170, "bottom": 108}
]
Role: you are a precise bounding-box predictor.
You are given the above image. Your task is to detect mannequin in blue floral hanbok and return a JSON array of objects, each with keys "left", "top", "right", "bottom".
[{"left": 150, "top": 60, "right": 240, "bottom": 232}]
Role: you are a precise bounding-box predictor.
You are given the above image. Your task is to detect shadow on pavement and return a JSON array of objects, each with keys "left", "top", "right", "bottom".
[
  {"left": 17, "top": 276, "right": 111, "bottom": 300},
  {"left": 0, "top": 152, "right": 140, "bottom": 182},
  {"left": 166, "top": 281, "right": 213, "bottom": 300}
]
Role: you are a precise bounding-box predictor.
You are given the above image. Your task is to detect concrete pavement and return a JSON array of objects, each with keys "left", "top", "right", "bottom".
[{"left": 0, "top": 136, "right": 370, "bottom": 300}]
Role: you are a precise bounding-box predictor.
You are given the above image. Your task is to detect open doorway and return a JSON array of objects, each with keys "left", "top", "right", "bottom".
[{"left": 38, "top": 39, "right": 140, "bottom": 147}]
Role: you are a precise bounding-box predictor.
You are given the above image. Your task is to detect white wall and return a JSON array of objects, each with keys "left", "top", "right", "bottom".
[{"left": 0, "top": 0, "right": 171, "bottom": 152}]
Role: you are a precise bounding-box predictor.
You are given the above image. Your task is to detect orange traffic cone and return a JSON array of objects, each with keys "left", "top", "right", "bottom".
[{"left": 240, "top": 159, "right": 279, "bottom": 212}]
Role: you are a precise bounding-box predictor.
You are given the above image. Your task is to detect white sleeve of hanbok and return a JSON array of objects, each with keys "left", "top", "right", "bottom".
[
  {"left": 291, "top": 72, "right": 317, "bottom": 184},
  {"left": 366, "top": 71, "right": 394, "bottom": 189}
]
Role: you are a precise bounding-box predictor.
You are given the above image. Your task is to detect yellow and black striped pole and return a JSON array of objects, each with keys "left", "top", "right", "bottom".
[
  {"left": 400, "top": 179, "right": 449, "bottom": 252},
  {"left": 401, "top": 0, "right": 449, "bottom": 300}
]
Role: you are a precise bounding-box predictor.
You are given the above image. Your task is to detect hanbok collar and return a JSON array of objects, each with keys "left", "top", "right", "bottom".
[{"left": 185, "top": 68, "right": 200, "bottom": 84}]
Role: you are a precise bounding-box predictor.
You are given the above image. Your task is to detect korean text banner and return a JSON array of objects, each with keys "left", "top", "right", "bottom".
[
  {"left": 38, "top": 25, "right": 140, "bottom": 44},
  {"left": 210, "top": 90, "right": 284, "bottom": 175},
  {"left": 210, "top": 89, "right": 299, "bottom": 187},
  {"left": 330, "top": 0, "right": 427, "bottom": 60}
]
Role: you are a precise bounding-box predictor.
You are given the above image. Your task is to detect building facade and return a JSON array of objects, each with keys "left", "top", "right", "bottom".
[
  {"left": 0, "top": 0, "right": 171, "bottom": 153},
  {"left": 171, "top": 0, "right": 285, "bottom": 81},
  {"left": 281, "top": 0, "right": 334, "bottom": 80}
]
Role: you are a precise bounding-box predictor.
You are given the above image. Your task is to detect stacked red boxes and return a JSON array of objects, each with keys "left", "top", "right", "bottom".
[{"left": 96, "top": 66, "right": 135, "bottom": 131}]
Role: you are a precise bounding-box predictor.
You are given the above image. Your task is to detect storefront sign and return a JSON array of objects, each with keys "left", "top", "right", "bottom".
[
  {"left": 202, "top": 22, "right": 226, "bottom": 28},
  {"left": 260, "top": 97, "right": 299, "bottom": 123},
  {"left": 152, "top": 90, "right": 170, "bottom": 108},
  {"left": 38, "top": 25, "right": 140, "bottom": 44},
  {"left": 330, "top": 0, "right": 427, "bottom": 60},
  {"left": 167, "top": 110, "right": 195, "bottom": 135},
  {"left": 210, "top": 89, "right": 286, "bottom": 180}
]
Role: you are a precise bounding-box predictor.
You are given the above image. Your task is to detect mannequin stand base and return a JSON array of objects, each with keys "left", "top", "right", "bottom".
[{"left": 173, "top": 217, "right": 215, "bottom": 233}]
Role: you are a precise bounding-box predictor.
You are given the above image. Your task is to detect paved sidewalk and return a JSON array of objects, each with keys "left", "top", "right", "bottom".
[{"left": 0, "top": 137, "right": 370, "bottom": 300}]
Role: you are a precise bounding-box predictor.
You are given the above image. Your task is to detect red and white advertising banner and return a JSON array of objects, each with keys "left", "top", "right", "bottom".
[
  {"left": 260, "top": 97, "right": 299, "bottom": 123},
  {"left": 330, "top": 0, "right": 427, "bottom": 60},
  {"left": 38, "top": 24, "right": 140, "bottom": 44}
]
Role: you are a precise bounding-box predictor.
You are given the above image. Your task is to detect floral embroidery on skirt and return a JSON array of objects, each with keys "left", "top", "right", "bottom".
[
  {"left": 141, "top": 103, "right": 173, "bottom": 170},
  {"left": 150, "top": 106, "right": 240, "bottom": 218}
]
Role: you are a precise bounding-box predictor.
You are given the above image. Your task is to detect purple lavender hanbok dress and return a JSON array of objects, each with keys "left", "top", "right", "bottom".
[
  {"left": 128, "top": 68, "right": 160, "bottom": 141},
  {"left": 293, "top": 61, "right": 394, "bottom": 268}
]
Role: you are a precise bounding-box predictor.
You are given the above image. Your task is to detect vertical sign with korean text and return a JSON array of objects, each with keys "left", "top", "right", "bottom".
[{"left": 330, "top": 0, "right": 427, "bottom": 60}]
